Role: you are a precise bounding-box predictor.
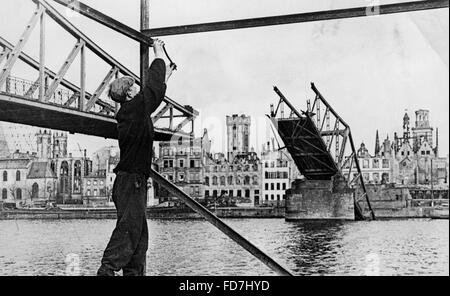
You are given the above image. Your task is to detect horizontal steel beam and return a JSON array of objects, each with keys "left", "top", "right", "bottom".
[
  {"left": 144, "top": 0, "right": 449, "bottom": 36},
  {"left": 51, "top": 0, "right": 154, "bottom": 46}
]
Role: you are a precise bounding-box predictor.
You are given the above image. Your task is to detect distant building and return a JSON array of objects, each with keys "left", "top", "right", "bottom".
[
  {"left": 155, "top": 129, "right": 211, "bottom": 204},
  {"left": 260, "top": 140, "right": 300, "bottom": 206},
  {"left": 82, "top": 170, "right": 108, "bottom": 207},
  {"left": 0, "top": 127, "right": 92, "bottom": 206},
  {"left": 204, "top": 151, "right": 261, "bottom": 207},
  {"left": 226, "top": 114, "right": 250, "bottom": 161},
  {"left": 358, "top": 110, "right": 448, "bottom": 188},
  {"left": 356, "top": 141, "right": 391, "bottom": 184}
]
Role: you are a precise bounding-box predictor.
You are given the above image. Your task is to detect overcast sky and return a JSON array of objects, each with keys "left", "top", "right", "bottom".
[{"left": 0, "top": 0, "right": 448, "bottom": 158}]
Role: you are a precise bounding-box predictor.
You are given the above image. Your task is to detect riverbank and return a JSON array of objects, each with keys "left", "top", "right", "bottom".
[
  {"left": 0, "top": 204, "right": 447, "bottom": 220},
  {"left": 0, "top": 206, "right": 286, "bottom": 220}
]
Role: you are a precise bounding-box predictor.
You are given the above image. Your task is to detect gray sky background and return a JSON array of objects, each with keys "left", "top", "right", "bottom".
[{"left": 0, "top": 0, "right": 448, "bottom": 158}]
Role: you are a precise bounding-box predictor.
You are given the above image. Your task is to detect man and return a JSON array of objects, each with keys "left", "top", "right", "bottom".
[{"left": 97, "top": 39, "right": 174, "bottom": 276}]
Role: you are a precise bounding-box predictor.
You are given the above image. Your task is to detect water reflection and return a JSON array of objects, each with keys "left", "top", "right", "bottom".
[
  {"left": 0, "top": 219, "right": 447, "bottom": 276},
  {"left": 284, "top": 220, "right": 346, "bottom": 275}
]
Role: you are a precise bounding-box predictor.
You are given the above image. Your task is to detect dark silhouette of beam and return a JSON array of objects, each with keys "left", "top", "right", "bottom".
[{"left": 144, "top": 0, "right": 449, "bottom": 36}]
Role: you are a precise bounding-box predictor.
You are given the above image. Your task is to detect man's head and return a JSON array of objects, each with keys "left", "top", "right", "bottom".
[{"left": 108, "top": 76, "right": 138, "bottom": 103}]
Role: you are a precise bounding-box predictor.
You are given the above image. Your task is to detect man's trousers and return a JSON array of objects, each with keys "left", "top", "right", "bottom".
[{"left": 97, "top": 172, "right": 148, "bottom": 276}]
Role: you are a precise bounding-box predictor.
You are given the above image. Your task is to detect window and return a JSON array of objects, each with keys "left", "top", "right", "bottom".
[
  {"left": 265, "top": 162, "right": 268, "bottom": 168},
  {"left": 16, "top": 188, "right": 22, "bottom": 200},
  {"left": 16, "top": 171, "right": 20, "bottom": 181},
  {"left": 87, "top": 189, "right": 91, "bottom": 196},
  {"left": 265, "top": 183, "right": 269, "bottom": 190},
  {"left": 212, "top": 176, "right": 218, "bottom": 186},
  {"left": 244, "top": 176, "right": 250, "bottom": 185},
  {"left": 2, "top": 188, "right": 7, "bottom": 200},
  {"left": 277, "top": 183, "right": 280, "bottom": 190},
  {"left": 426, "top": 151, "right": 430, "bottom": 155},
  {"left": 3, "top": 171, "right": 7, "bottom": 182},
  {"left": 87, "top": 180, "right": 91, "bottom": 186},
  {"left": 282, "top": 183, "right": 286, "bottom": 190},
  {"left": 372, "top": 159, "right": 379, "bottom": 169},
  {"left": 363, "top": 173, "right": 370, "bottom": 182},
  {"left": 265, "top": 195, "right": 269, "bottom": 201},
  {"left": 205, "top": 177, "right": 210, "bottom": 186},
  {"left": 179, "top": 160, "right": 184, "bottom": 168},
  {"left": 255, "top": 190, "right": 260, "bottom": 194},
  {"left": 220, "top": 176, "right": 226, "bottom": 186},
  {"left": 271, "top": 194, "right": 274, "bottom": 200},
  {"left": 227, "top": 176, "right": 233, "bottom": 185},
  {"left": 271, "top": 183, "right": 275, "bottom": 190},
  {"left": 164, "top": 160, "right": 169, "bottom": 168},
  {"left": 237, "top": 190, "right": 242, "bottom": 197},
  {"left": 205, "top": 191, "right": 210, "bottom": 197},
  {"left": 245, "top": 190, "right": 250, "bottom": 198},
  {"left": 373, "top": 173, "right": 380, "bottom": 183},
  {"left": 94, "top": 180, "right": 98, "bottom": 186},
  {"left": 100, "top": 180, "right": 104, "bottom": 186},
  {"left": 382, "top": 159, "right": 390, "bottom": 169},
  {"left": 363, "top": 159, "right": 370, "bottom": 169},
  {"left": 93, "top": 189, "right": 98, "bottom": 196},
  {"left": 179, "top": 173, "right": 185, "bottom": 182},
  {"left": 265, "top": 171, "right": 269, "bottom": 179},
  {"left": 31, "top": 183, "right": 39, "bottom": 199},
  {"left": 190, "top": 160, "right": 195, "bottom": 168}
]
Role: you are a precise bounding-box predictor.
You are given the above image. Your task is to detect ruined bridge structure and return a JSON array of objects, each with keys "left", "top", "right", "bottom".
[
  {"left": 0, "top": 1, "right": 198, "bottom": 142},
  {"left": 270, "top": 84, "right": 376, "bottom": 220},
  {"left": 1, "top": 0, "right": 447, "bottom": 275}
]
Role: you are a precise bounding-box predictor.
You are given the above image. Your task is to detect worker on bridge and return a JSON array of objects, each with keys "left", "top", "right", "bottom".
[{"left": 97, "top": 39, "right": 175, "bottom": 276}]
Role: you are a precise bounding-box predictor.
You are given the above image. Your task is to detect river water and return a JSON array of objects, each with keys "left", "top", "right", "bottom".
[{"left": 0, "top": 218, "right": 448, "bottom": 276}]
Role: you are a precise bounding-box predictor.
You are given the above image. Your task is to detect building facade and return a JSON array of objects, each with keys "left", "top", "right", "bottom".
[
  {"left": 358, "top": 110, "right": 448, "bottom": 188},
  {"left": 260, "top": 141, "right": 300, "bottom": 206},
  {"left": 0, "top": 127, "right": 92, "bottom": 206},
  {"left": 155, "top": 129, "right": 211, "bottom": 204},
  {"left": 204, "top": 152, "right": 261, "bottom": 206}
]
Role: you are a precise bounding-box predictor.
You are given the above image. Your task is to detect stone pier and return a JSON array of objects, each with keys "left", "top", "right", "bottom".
[{"left": 285, "top": 176, "right": 355, "bottom": 220}]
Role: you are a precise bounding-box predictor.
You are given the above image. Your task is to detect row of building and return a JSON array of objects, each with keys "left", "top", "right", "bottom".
[
  {"left": 356, "top": 110, "right": 448, "bottom": 191},
  {"left": 0, "top": 109, "right": 448, "bottom": 208}
]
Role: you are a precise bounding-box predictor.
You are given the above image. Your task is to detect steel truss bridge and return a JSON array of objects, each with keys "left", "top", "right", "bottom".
[
  {"left": 0, "top": 0, "right": 447, "bottom": 276},
  {"left": 269, "top": 84, "right": 376, "bottom": 220}
]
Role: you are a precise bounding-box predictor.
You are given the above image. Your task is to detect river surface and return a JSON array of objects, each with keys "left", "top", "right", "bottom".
[{"left": 0, "top": 218, "right": 448, "bottom": 276}]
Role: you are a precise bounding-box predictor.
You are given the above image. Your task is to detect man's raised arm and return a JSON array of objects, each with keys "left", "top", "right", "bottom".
[{"left": 144, "top": 39, "right": 175, "bottom": 115}]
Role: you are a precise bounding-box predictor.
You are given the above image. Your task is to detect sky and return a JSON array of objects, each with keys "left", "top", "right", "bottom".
[{"left": 0, "top": 0, "right": 448, "bottom": 158}]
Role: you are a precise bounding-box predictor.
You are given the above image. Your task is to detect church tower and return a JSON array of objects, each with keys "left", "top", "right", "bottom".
[
  {"left": 36, "top": 130, "right": 52, "bottom": 160},
  {"left": 412, "top": 109, "right": 433, "bottom": 150},
  {"left": 226, "top": 114, "right": 251, "bottom": 161},
  {"left": 402, "top": 112, "right": 410, "bottom": 143},
  {"left": 53, "top": 132, "right": 68, "bottom": 158}
]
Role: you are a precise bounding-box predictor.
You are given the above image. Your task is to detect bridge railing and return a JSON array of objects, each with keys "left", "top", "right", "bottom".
[{"left": 0, "top": 0, "right": 198, "bottom": 137}]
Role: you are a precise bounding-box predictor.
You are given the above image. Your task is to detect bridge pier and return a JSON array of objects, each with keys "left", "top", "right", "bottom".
[{"left": 285, "top": 176, "right": 355, "bottom": 221}]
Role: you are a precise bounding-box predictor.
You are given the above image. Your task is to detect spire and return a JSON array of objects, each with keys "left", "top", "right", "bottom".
[
  {"left": 375, "top": 130, "right": 380, "bottom": 156},
  {"left": 435, "top": 128, "right": 439, "bottom": 157},
  {"left": 0, "top": 123, "right": 10, "bottom": 158}
]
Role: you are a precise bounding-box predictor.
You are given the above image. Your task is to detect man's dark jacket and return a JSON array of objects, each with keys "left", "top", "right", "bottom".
[{"left": 113, "top": 58, "right": 166, "bottom": 178}]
